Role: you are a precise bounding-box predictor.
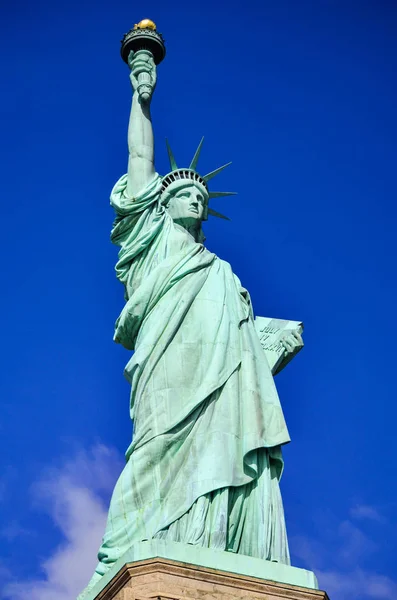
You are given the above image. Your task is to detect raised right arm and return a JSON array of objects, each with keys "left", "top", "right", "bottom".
[{"left": 126, "top": 51, "right": 157, "bottom": 198}]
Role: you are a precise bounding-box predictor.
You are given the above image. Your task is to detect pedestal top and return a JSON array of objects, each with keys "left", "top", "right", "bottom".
[{"left": 84, "top": 540, "right": 322, "bottom": 600}]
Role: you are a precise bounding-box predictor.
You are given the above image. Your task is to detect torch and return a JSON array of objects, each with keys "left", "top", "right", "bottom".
[{"left": 121, "top": 19, "right": 166, "bottom": 101}]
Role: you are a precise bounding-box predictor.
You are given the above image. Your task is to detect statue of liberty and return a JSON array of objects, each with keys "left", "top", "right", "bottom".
[{"left": 79, "top": 20, "right": 303, "bottom": 598}]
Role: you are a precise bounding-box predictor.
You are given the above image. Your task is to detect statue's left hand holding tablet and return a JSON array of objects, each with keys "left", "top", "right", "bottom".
[{"left": 280, "top": 330, "right": 304, "bottom": 358}]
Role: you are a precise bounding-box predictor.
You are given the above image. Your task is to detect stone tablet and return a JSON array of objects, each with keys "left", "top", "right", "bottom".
[{"left": 255, "top": 317, "right": 304, "bottom": 374}]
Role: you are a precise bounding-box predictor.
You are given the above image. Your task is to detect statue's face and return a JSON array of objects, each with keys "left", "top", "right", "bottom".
[{"left": 167, "top": 183, "right": 207, "bottom": 222}]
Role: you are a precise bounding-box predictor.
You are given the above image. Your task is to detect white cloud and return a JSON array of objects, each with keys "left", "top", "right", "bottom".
[
  {"left": 317, "top": 569, "right": 397, "bottom": 600},
  {"left": 290, "top": 505, "right": 396, "bottom": 600},
  {"left": 289, "top": 534, "right": 327, "bottom": 570},
  {"left": 2, "top": 457, "right": 395, "bottom": 600},
  {"left": 0, "top": 563, "right": 12, "bottom": 582},
  {"left": 337, "top": 519, "right": 377, "bottom": 562},
  {"left": 350, "top": 504, "right": 385, "bottom": 523},
  {"left": 3, "top": 444, "right": 123, "bottom": 600}
]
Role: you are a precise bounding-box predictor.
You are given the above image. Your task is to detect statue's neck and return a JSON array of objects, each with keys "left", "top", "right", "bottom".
[{"left": 173, "top": 218, "right": 202, "bottom": 242}]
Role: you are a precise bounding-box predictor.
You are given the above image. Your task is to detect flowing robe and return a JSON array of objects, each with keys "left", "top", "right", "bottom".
[{"left": 91, "top": 173, "right": 291, "bottom": 583}]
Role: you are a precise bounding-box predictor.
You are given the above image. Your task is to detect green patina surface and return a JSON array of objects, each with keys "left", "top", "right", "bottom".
[
  {"left": 78, "top": 36, "right": 307, "bottom": 600},
  {"left": 82, "top": 540, "right": 318, "bottom": 600}
]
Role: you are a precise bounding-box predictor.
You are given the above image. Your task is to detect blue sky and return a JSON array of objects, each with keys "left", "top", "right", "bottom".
[{"left": 1, "top": 1, "right": 397, "bottom": 599}]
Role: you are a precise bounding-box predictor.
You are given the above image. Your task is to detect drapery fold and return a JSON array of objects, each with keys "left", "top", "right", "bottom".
[{"left": 81, "top": 174, "right": 291, "bottom": 595}]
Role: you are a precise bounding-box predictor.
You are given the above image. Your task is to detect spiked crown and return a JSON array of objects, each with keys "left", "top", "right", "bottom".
[{"left": 161, "top": 138, "right": 236, "bottom": 220}]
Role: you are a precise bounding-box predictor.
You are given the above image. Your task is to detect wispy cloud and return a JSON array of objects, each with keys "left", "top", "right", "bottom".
[
  {"left": 316, "top": 568, "right": 397, "bottom": 600},
  {"left": 2, "top": 455, "right": 395, "bottom": 600},
  {"left": 290, "top": 504, "right": 396, "bottom": 600},
  {"left": 350, "top": 504, "right": 385, "bottom": 523},
  {"left": 337, "top": 519, "right": 378, "bottom": 562},
  {"left": 0, "top": 563, "right": 12, "bottom": 582},
  {"left": 2, "top": 444, "right": 123, "bottom": 600}
]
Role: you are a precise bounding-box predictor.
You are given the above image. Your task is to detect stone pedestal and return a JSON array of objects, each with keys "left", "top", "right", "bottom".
[{"left": 84, "top": 541, "right": 329, "bottom": 600}]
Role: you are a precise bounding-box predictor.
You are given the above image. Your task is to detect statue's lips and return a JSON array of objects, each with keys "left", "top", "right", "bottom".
[{"left": 188, "top": 205, "right": 200, "bottom": 215}]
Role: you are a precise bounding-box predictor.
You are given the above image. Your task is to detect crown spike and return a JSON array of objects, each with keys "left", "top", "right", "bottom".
[
  {"left": 203, "top": 162, "right": 232, "bottom": 182},
  {"left": 208, "top": 191, "right": 237, "bottom": 198},
  {"left": 189, "top": 137, "right": 204, "bottom": 170},
  {"left": 208, "top": 207, "right": 230, "bottom": 220},
  {"left": 165, "top": 139, "right": 178, "bottom": 171}
]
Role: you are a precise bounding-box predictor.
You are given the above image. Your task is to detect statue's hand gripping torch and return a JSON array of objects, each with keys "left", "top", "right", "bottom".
[
  {"left": 121, "top": 19, "right": 166, "bottom": 102},
  {"left": 128, "top": 50, "right": 156, "bottom": 102}
]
